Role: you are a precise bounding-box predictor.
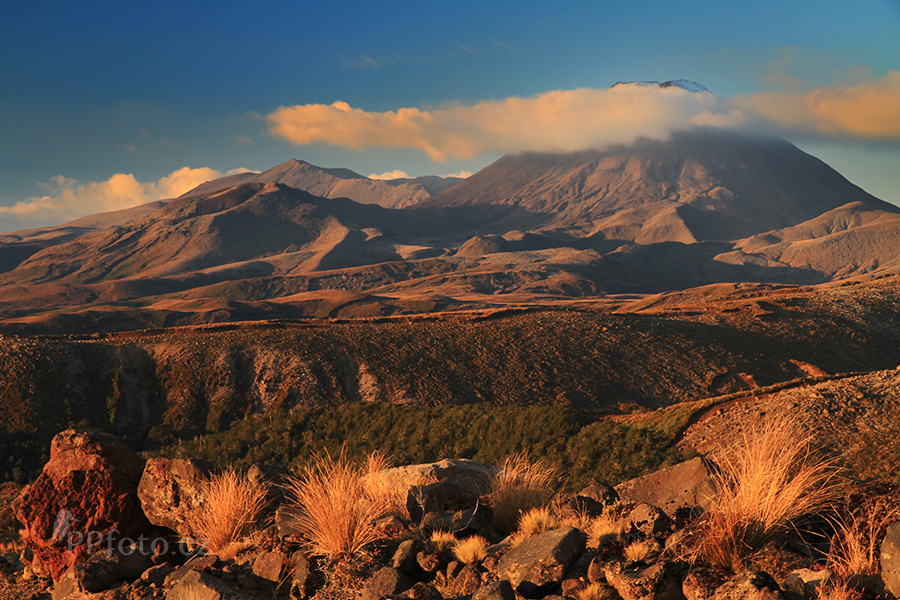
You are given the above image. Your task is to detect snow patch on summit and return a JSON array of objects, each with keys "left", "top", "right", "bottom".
[{"left": 613, "top": 79, "right": 711, "bottom": 93}]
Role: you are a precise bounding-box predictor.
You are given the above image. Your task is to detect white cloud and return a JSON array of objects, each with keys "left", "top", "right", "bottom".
[
  {"left": 0, "top": 166, "right": 249, "bottom": 232},
  {"left": 441, "top": 170, "right": 473, "bottom": 178},
  {"left": 267, "top": 72, "right": 900, "bottom": 161},
  {"left": 368, "top": 169, "right": 411, "bottom": 180}
]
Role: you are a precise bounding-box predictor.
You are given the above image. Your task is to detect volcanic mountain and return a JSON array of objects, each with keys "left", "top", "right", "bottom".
[
  {"left": 182, "top": 158, "right": 463, "bottom": 208},
  {"left": 1, "top": 128, "right": 899, "bottom": 333}
]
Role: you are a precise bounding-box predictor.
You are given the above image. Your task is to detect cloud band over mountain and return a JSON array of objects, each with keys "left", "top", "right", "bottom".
[{"left": 267, "top": 72, "right": 900, "bottom": 160}]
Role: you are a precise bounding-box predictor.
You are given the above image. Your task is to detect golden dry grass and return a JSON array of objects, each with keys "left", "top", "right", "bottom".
[
  {"left": 623, "top": 539, "right": 655, "bottom": 562},
  {"left": 429, "top": 530, "right": 457, "bottom": 552},
  {"left": 817, "top": 582, "right": 863, "bottom": 600},
  {"left": 587, "top": 514, "right": 626, "bottom": 548},
  {"left": 510, "top": 506, "right": 558, "bottom": 546},
  {"left": 188, "top": 467, "right": 268, "bottom": 555},
  {"left": 286, "top": 450, "right": 391, "bottom": 559},
  {"left": 489, "top": 452, "right": 556, "bottom": 533},
  {"left": 827, "top": 498, "right": 899, "bottom": 577},
  {"left": 689, "top": 413, "right": 841, "bottom": 571},
  {"left": 575, "top": 582, "right": 618, "bottom": 600},
  {"left": 453, "top": 535, "right": 489, "bottom": 564},
  {"left": 361, "top": 451, "right": 409, "bottom": 519}
]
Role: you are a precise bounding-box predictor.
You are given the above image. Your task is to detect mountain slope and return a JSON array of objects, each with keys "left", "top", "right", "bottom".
[
  {"left": 423, "top": 130, "right": 895, "bottom": 242},
  {"left": 183, "top": 159, "right": 464, "bottom": 209}
]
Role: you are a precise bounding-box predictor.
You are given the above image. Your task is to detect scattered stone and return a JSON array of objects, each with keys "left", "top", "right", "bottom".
[
  {"left": 166, "top": 568, "right": 244, "bottom": 599},
  {"left": 408, "top": 481, "right": 480, "bottom": 523},
  {"left": 446, "top": 560, "right": 464, "bottom": 580},
  {"left": 626, "top": 503, "right": 671, "bottom": 538},
  {"left": 251, "top": 549, "right": 284, "bottom": 584},
  {"left": 443, "top": 564, "right": 483, "bottom": 597},
  {"left": 781, "top": 569, "right": 828, "bottom": 599},
  {"left": 288, "top": 551, "right": 319, "bottom": 599},
  {"left": 393, "top": 539, "right": 425, "bottom": 575},
  {"left": 52, "top": 547, "right": 153, "bottom": 600},
  {"left": 376, "top": 514, "right": 407, "bottom": 535},
  {"left": 140, "top": 563, "right": 174, "bottom": 588},
  {"left": 13, "top": 429, "right": 151, "bottom": 581},
  {"left": 401, "top": 581, "right": 444, "bottom": 600},
  {"left": 274, "top": 504, "right": 303, "bottom": 539},
  {"left": 587, "top": 555, "right": 606, "bottom": 584},
  {"left": 881, "top": 521, "right": 900, "bottom": 597},
  {"left": 360, "top": 566, "right": 413, "bottom": 600},
  {"left": 498, "top": 526, "right": 586, "bottom": 597},
  {"left": 138, "top": 457, "right": 216, "bottom": 538},
  {"left": 682, "top": 565, "right": 730, "bottom": 600},
  {"left": 710, "top": 571, "right": 784, "bottom": 600},
  {"left": 376, "top": 459, "right": 498, "bottom": 501},
  {"left": 605, "top": 560, "right": 686, "bottom": 600},
  {"left": 417, "top": 550, "right": 442, "bottom": 573},
  {"left": 472, "top": 580, "right": 516, "bottom": 600},
  {"left": 616, "top": 457, "right": 716, "bottom": 517}
]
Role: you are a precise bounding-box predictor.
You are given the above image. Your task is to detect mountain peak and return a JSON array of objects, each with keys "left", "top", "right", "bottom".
[{"left": 612, "top": 79, "right": 711, "bottom": 93}]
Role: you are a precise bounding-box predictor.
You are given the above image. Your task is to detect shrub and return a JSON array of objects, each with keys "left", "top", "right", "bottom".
[
  {"left": 687, "top": 413, "right": 841, "bottom": 571},
  {"left": 188, "top": 468, "right": 268, "bottom": 556},
  {"left": 510, "top": 506, "right": 558, "bottom": 546},
  {"left": 453, "top": 535, "right": 489, "bottom": 564},
  {"left": 285, "top": 450, "right": 390, "bottom": 559},
  {"left": 489, "top": 452, "right": 556, "bottom": 533}
]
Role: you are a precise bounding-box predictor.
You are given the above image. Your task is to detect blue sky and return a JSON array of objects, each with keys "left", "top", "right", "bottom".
[{"left": 1, "top": 1, "right": 899, "bottom": 231}]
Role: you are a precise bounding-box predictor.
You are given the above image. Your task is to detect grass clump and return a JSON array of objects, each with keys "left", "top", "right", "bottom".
[
  {"left": 687, "top": 413, "right": 841, "bottom": 571},
  {"left": 575, "top": 582, "right": 618, "bottom": 600},
  {"left": 453, "top": 535, "right": 489, "bottom": 564},
  {"left": 827, "top": 496, "right": 899, "bottom": 578},
  {"left": 286, "top": 450, "right": 391, "bottom": 559},
  {"left": 429, "top": 530, "right": 457, "bottom": 552},
  {"left": 489, "top": 452, "right": 556, "bottom": 534},
  {"left": 510, "top": 506, "right": 558, "bottom": 546},
  {"left": 623, "top": 539, "right": 656, "bottom": 562},
  {"left": 189, "top": 467, "right": 268, "bottom": 557}
]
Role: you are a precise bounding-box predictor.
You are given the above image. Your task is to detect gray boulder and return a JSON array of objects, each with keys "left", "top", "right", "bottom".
[
  {"left": 360, "top": 566, "right": 413, "bottom": 600},
  {"left": 606, "top": 561, "right": 686, "bottom": 600},
  {"left": 881, "top": 521, "right": 900, "bottom": 597},
  {"left": 472, "top": 580, "right": 516, "bottom": 600},
  {"left": 52, "top": 548, "right": 153, "bottom": 600},
  {"left": 138, "top": 457, "right": 216, "bottom": 537},
  {"left": 710, "top": 571, "right": 784, "bottom": 600},
  {"left": 616, "top": 457, "right": 716, "bottom": 517},
  {"left": 498, "top": 526, "right": 586, "bottom": 597}
]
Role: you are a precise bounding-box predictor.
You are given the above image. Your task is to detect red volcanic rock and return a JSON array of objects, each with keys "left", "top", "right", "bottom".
[{"left": 12, "top": 429, "right": 151, "bottom": 581}]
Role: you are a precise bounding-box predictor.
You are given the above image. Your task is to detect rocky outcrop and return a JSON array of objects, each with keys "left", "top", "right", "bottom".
[
  {"left": 616, "top": 457, "right": 717, "bottom": 516},
  {"left": 498, "top": 526, "right": 586, "bottom": 597},
  {"left": 138, "top": 457, "right": 216, "bottom": 538},
  {"left": 13, "top": 429, "right": 151, "bottom": 581}
]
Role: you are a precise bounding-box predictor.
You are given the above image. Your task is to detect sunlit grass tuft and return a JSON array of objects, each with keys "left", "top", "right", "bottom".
[
  {"left": 688, "top": 413, "right": 841, "bottom": 571},
  {"left": 188, "top": 467, "right": 268, "bottom": 556},
  {"left": 489, "top": 452, "right": 556, "bottom": 534},
  {"left": 510, "top": 506, "right": 558, "bottom": 546},
  {"left": 286, "top": 450, "right": 390, "bottom": 559},
  {"left": 453, "top": 535, "right": 489, "bottom": 565}
]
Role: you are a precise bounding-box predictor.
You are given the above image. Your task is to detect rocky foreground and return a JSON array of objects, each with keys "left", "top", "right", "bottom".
[{"left": 4, "top": 428, "right": 900, "bottom": 600}]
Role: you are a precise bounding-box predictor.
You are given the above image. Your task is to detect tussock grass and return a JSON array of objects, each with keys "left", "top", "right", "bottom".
[
  {"left": 828, "top": 498, "right": 899, "bottom": 578},
  {"left": 361, "top": 451, "right": 409, "bottom": 519},
  {"left": 818, "top": 582, "right": 862, "bottom": 600},
  {"left": 429, "top": 530, "right": 457, "bottom": 552},
  {"left": 689, "top": 413, "right": 841, "bottom": 571},
  {"left": 453, "top": 535, "right": 488, "bottom": 564},
  {"left": 623, "top": 539, "right": 655, "bottom": 562},
  {"left": 489, "top": 452, "right": 556, "bottom": 533},
  {"left": 286, "top": 450, "right": 391, "bottom": 559},
  {"left": 575, "top": 582, "right": 618, "bottom": 600},
  {"left": 510, "top": 506, "right": 558, "bottom": 546},
  {"left": 188, "top": 467, "right": 268, "bottom": 556}
]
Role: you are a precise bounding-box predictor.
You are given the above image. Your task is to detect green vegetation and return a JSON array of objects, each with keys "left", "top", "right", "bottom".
[{"left": 148, "top": 403, "right": 690, "bottom": 490}]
